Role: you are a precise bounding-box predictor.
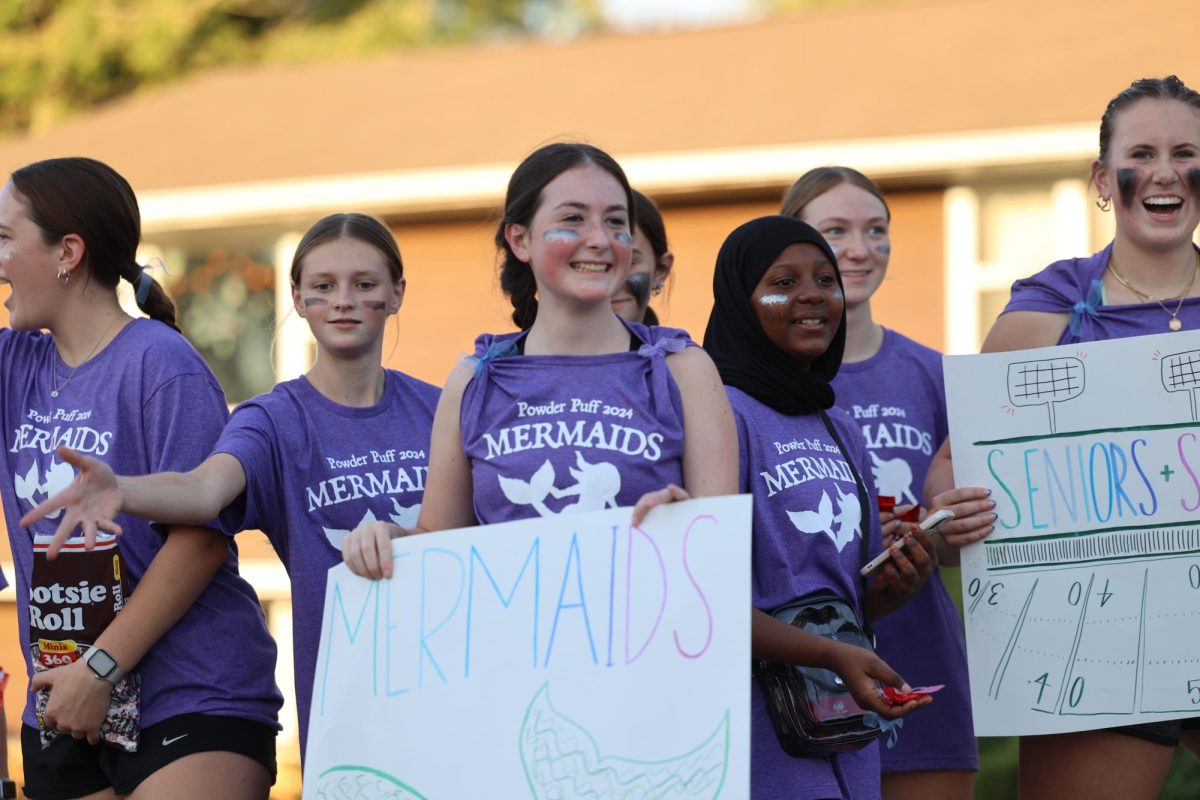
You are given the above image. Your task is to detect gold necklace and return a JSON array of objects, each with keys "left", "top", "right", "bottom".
[
  {"left": 51, "top": 316, "right": 122, "bottom": 398},
  {"left": 1106, "top": 251, "right": 1200, "bottom": 332}
]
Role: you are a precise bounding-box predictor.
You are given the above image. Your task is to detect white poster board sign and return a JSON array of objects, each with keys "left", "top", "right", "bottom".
[
  {"left": 945, "top": 330, "right": 1200, "bottom": 736},
  {"left": 302, "top": 495, "right": 752, "bottom": 799}
]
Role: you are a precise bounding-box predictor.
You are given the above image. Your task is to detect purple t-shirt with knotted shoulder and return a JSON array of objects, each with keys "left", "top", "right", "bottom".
[
  {"left": 833, "top": 328, "right": 977, "bottom": 773},
  {"left": 729, "top": 386, "right": 884, "bottom": 800},
  {"left": 459, "top": 321, "right": 689, "bottom": 524},
  {"left": 0, "top": 320, "right": 282, "bottom": 731},
  {"left": 215, "top": 370, "right": 439, "bottom": 757},
  {"left": 1005, "top": 243, "right": 1200, "bottom": 342}
]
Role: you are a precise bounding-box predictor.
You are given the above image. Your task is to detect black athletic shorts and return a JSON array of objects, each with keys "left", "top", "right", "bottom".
[
  {"left": 22, "top": 713, "right": 276, "bottom": 799},
  {"left": 1111, "top": 716, "right": 1200, "bottom": 747}
]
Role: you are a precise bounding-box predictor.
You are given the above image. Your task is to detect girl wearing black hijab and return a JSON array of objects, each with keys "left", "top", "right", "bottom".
[{"left": 704, "top": 216, "right": 935, "bottom": 799}]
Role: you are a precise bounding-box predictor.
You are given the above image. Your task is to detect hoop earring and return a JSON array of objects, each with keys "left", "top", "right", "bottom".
[
  {"left": 57, "top": 269, "right": 70, "bottom": 286},
  {"left": 1096, "top": 196, "right": 1112, "bottom": 212}
]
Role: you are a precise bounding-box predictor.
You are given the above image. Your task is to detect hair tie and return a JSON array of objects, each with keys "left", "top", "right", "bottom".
[
  {"left": 469, "top": 339, "right": 519, "bottom": 374},
  {"left": 132, "top": 257, "right": 168, "bottom": 306}
]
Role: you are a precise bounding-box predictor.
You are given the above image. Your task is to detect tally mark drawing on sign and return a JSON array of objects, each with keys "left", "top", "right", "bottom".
[
  {"left": 1161, "top": 349, "right": 1200, "bottom": 422},
  {"left": 499, "top": 452, "right": 621, "bottom": 516},
  {"left": 518, "top": 683, "right": 730, "bottom": 800},
  {"left": 1006, "top": 356, "right": 1085, "bottom": 434}
]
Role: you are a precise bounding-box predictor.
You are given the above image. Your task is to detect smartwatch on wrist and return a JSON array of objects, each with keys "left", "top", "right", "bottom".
[{"left": 84, "top": 647, "right": 124, "bottom": 686}]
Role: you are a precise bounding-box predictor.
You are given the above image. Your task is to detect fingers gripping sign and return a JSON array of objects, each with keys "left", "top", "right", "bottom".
[
  {"left": 19, "top": 446, "right": 124, "bottom": 559},
  {"left": 342, "top": 521, "right": 405, "bottom": 580},
  {"left": 631, "top": 483, "right": 691, "bottom": 527}
]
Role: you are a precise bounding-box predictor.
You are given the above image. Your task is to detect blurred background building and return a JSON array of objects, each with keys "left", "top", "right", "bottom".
[{"left": 1, "top": 0, "right": 1199, "bottom": 796}]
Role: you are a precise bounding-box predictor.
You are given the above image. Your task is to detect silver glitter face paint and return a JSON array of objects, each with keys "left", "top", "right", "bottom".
[
  {"left": 758, "top": 294, "right": 789, "bottom": 306},
  {"left": 623, "top": 272, "right": 651, "bottom": 308},
  {"left": 543, "top": 229, "right": 580, "bottom": 243},
  {"left": 615, "top": 231, "right": 633, "bottom": 245},
  {"left": 875, "top": 243, "right": 891, "bottom": 256}
]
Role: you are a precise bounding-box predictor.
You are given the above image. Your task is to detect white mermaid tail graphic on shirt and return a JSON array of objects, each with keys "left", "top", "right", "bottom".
[
  {"left": 785, "top": 484, "right": 861, "bottom": 551},
  {"left": 869, "top": 451, "right": 917, "bottom": 506},
  {"left": 321, "top": 500, "right": 422, "bottom": 551},
  {"left": 13, "top": 458, "right": 75, "bottom": 520},
  {"left": 498, "top": 451, "right": 621, "bottom": 517}
]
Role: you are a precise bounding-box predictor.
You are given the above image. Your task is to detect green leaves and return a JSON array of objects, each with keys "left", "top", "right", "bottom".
[{"left": 0, "top": 0, "right": 598, "bottom": 138}]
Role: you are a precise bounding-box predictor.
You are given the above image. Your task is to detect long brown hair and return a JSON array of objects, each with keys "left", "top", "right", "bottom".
[{"left": 11, "top": 157, "right": 179, "bottom": 331}]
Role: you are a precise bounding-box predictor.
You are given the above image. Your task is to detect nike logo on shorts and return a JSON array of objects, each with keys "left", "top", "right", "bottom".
[{"left": 162, "top": 734, "right": 189, "bottom": 746}]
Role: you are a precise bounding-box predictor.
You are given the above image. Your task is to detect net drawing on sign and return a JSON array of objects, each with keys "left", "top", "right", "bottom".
[
  {"left": 1161, "top": 349, "right": 1200, "bottom": 422},
  {"left": 1007, "top": 358, "right": 1085, "bottom": 434}
]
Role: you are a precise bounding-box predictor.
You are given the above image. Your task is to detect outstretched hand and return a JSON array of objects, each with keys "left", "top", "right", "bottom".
[
  {"left": 19, "top": 446, "right": 123, "bottom": 559},
  {"left": 829, "top": 642, "right": 933, "bottom": 719}
]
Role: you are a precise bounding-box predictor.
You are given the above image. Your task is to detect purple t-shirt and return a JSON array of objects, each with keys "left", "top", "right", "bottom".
[
  {"left": 460, "top": 321, "right": 688, "bottom": 524},
  {"left": 215, "top": 370, "right": 438, "bottom": 755},
  {"left": 833, "top": 329, "right": 977, "bottom": 773},
  {"left": 0, "top": 320, "right": 282, "bottom": 730},
  {"left": 1005, "top": 243, "right": 1200, "bottom": 343},
  {"left": 728, "top": 386, "right": 883, "bottom": 800}
]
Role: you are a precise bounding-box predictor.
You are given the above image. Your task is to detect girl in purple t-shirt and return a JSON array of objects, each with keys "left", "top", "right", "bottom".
[
  {"left": 342, "top": 142, "right": 735, "bottom": 577},
  {"left": 929, "top": 76, "right": 1200, "bottom": 797},
  {"left": 24, "top": 213, "right": 439, "bottom": 760},
  {"left": 783, "top": 167, "right": 981, "bottom": 798},
  {"left": 611, "top": 190, "right": 674, "bottom": 326},
  {"left": 1, "top": 158, "right": 281, "bottom": 798},
  {"left": 703, "top": 215, "right": 937, "bottom": 800}
]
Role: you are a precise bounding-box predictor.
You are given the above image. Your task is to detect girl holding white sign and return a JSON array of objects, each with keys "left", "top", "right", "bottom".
[
  {"left": 781, "top": 168, "right": 980, "bottom": 800},
  {"left": 703, "top": 214, "right": 936, "bottom": 800},
  {"left": 1, "top": 157, "right": 282, "bottom": 799},
  {"left": 22, "top": 212, "right": 439, "bottom": 762},
  {"left": 929, "top": 75, "right": 1200, "bottom": 798},
  {"left": 342, "top": 142, "right": 735, "bottom": 571}
]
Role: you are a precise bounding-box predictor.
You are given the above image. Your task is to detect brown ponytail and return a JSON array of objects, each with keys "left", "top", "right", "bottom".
[{"left": 10, "top": 157, "right": 180, "bottom": 332}]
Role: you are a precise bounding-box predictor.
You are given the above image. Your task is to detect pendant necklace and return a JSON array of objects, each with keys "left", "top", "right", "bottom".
[
  {"left": 51, "top": 315, "right": 121, "bottom": 398},
  {"left": 1106, "top": 250, "right": 1200, "bottom": 332}
]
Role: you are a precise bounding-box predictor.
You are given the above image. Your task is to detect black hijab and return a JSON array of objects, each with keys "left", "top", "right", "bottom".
[{"left": 702, "top": 215, "right": 846, "bottom": 416}]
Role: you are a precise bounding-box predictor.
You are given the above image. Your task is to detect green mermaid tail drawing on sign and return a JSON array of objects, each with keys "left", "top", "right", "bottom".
[{"left": 519, "top": 683, "right": 731, "bottom": 799}]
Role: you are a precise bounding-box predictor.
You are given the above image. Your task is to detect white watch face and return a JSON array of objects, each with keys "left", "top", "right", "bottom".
[{"left": 88, "top": 648, "right": 118, "bottom": 679}]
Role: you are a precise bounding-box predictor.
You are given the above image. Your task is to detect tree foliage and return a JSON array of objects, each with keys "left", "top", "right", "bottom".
[{"left": 0, "top": 0, "right": 597, "bottom": 137}]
